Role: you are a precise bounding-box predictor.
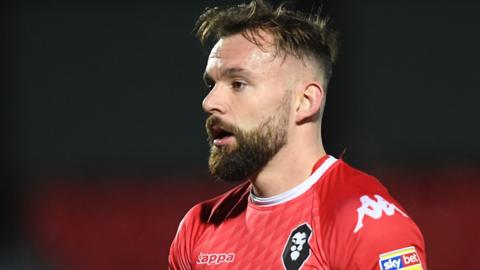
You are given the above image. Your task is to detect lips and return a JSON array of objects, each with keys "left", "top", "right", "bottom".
[
  {"left": 210, "top": 125, "right": 235, "bottom": 146},
  {"left": 206, "top": 116, "right": 237, "bottom": 146},
  {"left": 211, "top": 126, "right": 232, "bottom": 139}
]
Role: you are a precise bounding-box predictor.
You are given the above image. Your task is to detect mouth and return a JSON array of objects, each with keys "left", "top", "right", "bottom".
[{"left": 210, "top": 126, "right": 235, "bottom": 146}]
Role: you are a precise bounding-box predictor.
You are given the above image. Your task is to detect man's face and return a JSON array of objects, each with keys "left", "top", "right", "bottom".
[{"left": 202, "top": 33, "right": 298, "bottom": 182}]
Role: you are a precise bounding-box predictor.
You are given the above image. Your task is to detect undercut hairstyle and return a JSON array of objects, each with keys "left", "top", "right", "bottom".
[{"left": 194, "top": 0, "right": 339, "bottom": 86}]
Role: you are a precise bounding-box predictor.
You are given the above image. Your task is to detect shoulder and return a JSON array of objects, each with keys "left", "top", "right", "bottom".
[
  {"left": 325, "top": 159, "right": 387, "bottom": 193},
  {"left": 316, "top": 160, "right": 427, "bottom": 269},
  {"left": 168, "top": 181, "right": 251, "bottom": 269},
  {"left": 318, "top": 159, "right": 420, "bottom": 236},
  {"left": 176, "top": 180, "right": 251, "bottom": 235},
  {"left": 316, "top": 160, "right": 391, "bottom": 214}
]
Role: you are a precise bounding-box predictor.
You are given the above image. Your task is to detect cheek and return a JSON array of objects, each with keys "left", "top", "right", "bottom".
[
  {"left": 232, "top": 86, "right": 288, "bottom": 128},
  {"left": 235, "top": 107, "right": 276, "bottom": 130},
  {"left": 235, "top": 113, "right": 261, "bottom": 131}
]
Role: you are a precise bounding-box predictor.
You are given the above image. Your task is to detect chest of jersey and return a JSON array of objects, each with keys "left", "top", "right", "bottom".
[{"left": 191, "top": 191, "right": 329, "bottom": 270}]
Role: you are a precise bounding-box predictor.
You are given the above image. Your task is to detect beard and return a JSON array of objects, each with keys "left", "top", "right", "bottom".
[{"left": 205, "top": 93, "right": 291, "bottom": 182}]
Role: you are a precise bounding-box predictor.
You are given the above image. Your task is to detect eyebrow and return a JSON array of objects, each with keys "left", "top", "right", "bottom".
[
  {"left": 203, "top": 67, "right": 253, "bottom": 85},
  {"left": 222, "top": 67, "right": 252, "bottom": 78}
]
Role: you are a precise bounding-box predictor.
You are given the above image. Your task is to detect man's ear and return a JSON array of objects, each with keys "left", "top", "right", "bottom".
[{"left": 295, "top": 82, "right": 324, "bottom": 124}]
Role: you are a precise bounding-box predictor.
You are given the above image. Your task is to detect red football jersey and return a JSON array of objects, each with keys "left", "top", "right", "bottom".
[{"left": 169, "top": 155, "right": 427, "bottom": 269}]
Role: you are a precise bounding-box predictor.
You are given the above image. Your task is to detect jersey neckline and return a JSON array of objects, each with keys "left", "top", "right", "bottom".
[{"left": 249, "top": 155, "right": 338, "bottom": 207}]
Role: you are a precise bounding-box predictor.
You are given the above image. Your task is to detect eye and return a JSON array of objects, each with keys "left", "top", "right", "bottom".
[
  {"left": 204, "top": 79, "right": 215, "bottom": 92},
  {"left": 206, "top": 83, "right": 215, "bottom": 91},
  {"left": 203, "top": 73, "right": 216, "bottom": 93},
  {"left": 231, "top": 80, "right": 246, "bottom": 91}
]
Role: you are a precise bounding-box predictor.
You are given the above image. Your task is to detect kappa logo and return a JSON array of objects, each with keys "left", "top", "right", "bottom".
[
  {"left": 354, "top": 194, "right": 408, "bottom": 233},
  {"left": 379, "top": 246, "right": 423, "bottom": 270},
  {"left": 281, "top": 223, "right": 313, "bottom": 270},
  {"left": 196, "top": 252, "right": 235, "bottom": 265}
]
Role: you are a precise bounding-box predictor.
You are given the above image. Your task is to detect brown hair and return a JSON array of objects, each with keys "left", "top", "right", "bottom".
[{"left": 194, "top": 0, "right": 339, "bottom": 85}]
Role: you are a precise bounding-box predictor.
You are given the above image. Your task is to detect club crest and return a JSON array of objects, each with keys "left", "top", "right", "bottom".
[{"left": 281, "top": 223, "right": 313, "bottom": 270}]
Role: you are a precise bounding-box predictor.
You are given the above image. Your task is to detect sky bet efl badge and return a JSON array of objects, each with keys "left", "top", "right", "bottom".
[{"left": 379, "top": 246, "right": 423, "bottom": 270}]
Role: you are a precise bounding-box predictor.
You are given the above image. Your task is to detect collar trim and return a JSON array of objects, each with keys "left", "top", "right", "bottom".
[{"left": 250, "top": 155, "right": 337, "bottom": 206}]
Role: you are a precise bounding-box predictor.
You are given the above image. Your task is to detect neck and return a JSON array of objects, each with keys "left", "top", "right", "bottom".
[{"left": 249, "top": 131, "right": 326, "bottom": 198}]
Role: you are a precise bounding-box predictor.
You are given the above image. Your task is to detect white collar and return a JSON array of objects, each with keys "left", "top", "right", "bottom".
[{"left": 250, "top": 155, "right": 337, "bottom": 206}]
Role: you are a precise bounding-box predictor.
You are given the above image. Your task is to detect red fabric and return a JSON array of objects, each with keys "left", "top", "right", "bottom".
[{"left": 169, "top": 159, "right": 426, "bottom": 269}]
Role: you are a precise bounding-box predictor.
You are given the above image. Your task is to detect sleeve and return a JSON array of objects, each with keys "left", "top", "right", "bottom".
[
  {"left": 325, "top": 192, "right": 427, "bottom": 270},
  {"left": 168, "top": 206, "right": 198, "bottom": 270}
]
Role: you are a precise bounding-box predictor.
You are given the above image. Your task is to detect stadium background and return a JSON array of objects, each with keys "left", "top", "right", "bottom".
[{"left": 1, "top": 0, "right": 479, "bottom": 269}]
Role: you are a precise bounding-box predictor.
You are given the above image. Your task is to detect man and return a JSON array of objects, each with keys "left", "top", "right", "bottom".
[{"left": 169, "top": 1, "right": 427, "bottom": 269}]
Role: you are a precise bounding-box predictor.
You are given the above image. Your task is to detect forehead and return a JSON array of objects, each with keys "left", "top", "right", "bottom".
[{"left": 206, "top": 33, "right": 277, "bottom": 74}]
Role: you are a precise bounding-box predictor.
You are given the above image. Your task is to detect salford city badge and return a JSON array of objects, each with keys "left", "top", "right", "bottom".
[{"left": 281, "top": 223, "right": 312, "bottom": 270}]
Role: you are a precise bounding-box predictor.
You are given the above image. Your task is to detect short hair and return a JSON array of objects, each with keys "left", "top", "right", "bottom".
[{"left": 194, "top": 0, "right": 339, "bottom": 86}]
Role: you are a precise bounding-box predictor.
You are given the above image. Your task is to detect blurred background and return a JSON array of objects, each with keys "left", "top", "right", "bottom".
[{"left": 1, "top": 0, "right": 479, "bottom": 269}]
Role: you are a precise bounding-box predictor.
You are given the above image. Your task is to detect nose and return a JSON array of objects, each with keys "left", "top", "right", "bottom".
[{"left": 202, "top": 86, "right": 226, "bottom": 115}]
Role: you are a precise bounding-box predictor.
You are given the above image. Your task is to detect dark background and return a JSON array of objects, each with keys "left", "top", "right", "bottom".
[{"left": 1, "top": 0, "right": 479, "bottom": 269}]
